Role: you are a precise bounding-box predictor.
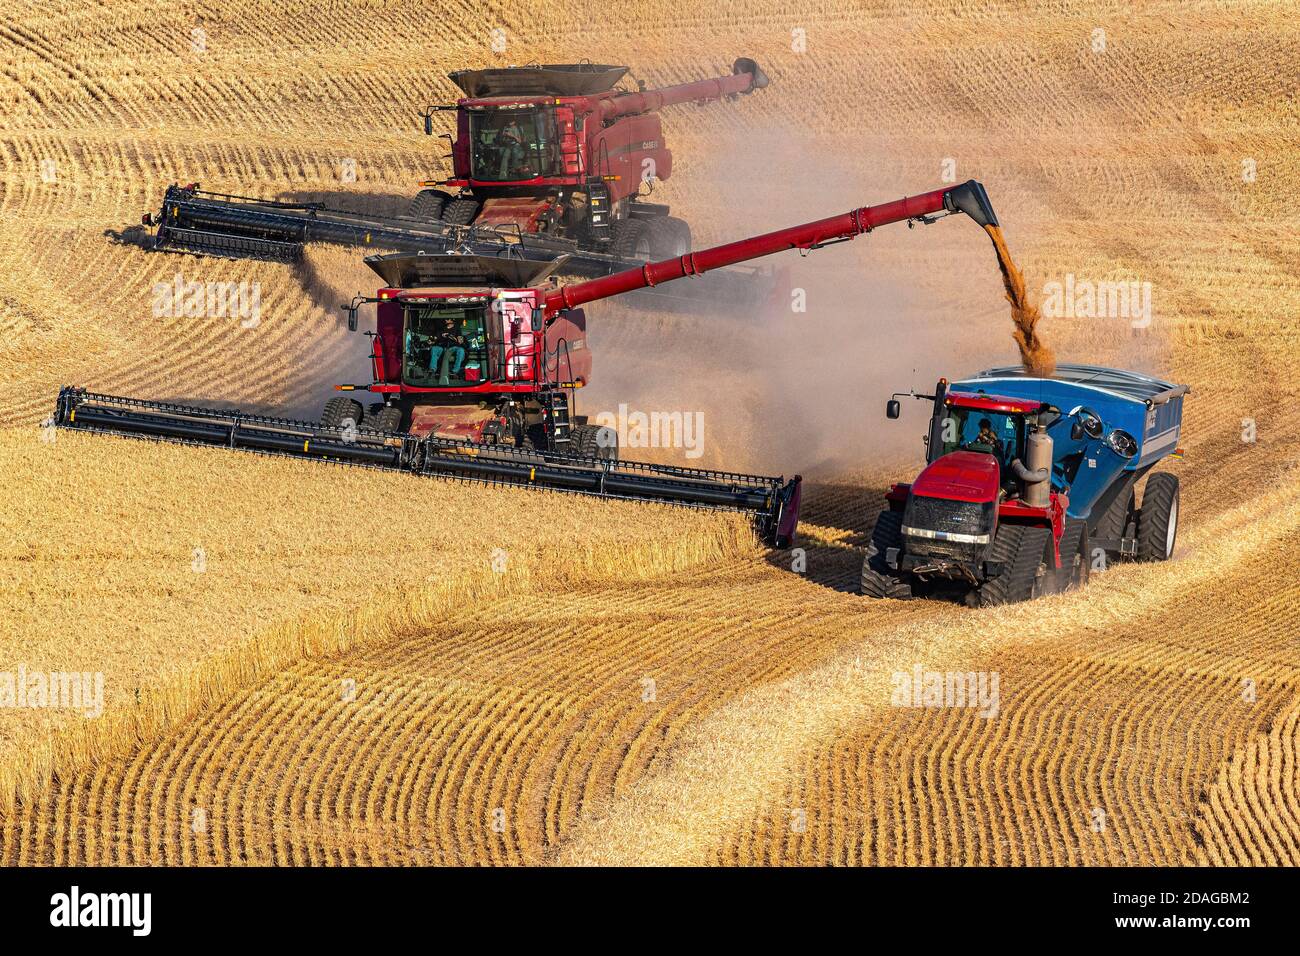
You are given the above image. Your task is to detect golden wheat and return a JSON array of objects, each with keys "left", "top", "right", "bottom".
[{"left": 0, "top": 0, "right": 1298, "bottom": 866}]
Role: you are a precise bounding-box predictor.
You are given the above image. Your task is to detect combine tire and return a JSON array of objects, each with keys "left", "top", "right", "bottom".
[
  {"left": 321, "top": 397, "right": 364, "bottom": 433},
  {"left": 978, "top": 525, "right": 1051, "bottom": 606},
  {"left": 442, "top": 197, "right": 479, "bottom": 226},
  {"left": 860, "top": 510, "right": 912, "bottom": 599},
  {"left": 363, "top": 405, "right": 403, "bottom": 434},
  {"left": 665, "top": 216, "right": 692, "bottom": 253},
  {"left": 612, "top": 219, "right": 652, "bottom": 260},
  {"left": 572, "top": 423, "right": 618, "bottom": 460},
  {"left": 1136, "top": 472, "right": 1180, "bottom": 561},
  {"left": 408, "top": 188, "right": 451, "bottom": 222},
  {"left": 646, "top": 217, "right": 690, "bottom": 258}
]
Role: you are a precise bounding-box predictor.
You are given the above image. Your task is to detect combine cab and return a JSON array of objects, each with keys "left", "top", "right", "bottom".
[
  {"left": 326, "top": 252, "right": 604, "bottom": 453},
  {"left": 419, "top": 58, "right": 768, "bottom": 258},
  {"left": 863, "top": 365, "right": 1190, "bottom": 605}
]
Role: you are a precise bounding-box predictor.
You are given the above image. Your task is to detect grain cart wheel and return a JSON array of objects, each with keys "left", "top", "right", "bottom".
[
  {"left": 321, "top": 397, "right": 364, "bottom": 432},
  {"left": 612, "top": 219, "right": 652, "bottom": 260},
  {"left": 1136, "top": 472, "right": 1180, "bottom": 561},
  {"left": 978, "top": 525, "right": 1051, "bottom": 606},
  {"left": 860, "top": 510, "right": 912, "bottom": 599},
  {"left": 1091, "top": 479, "right": 1136, "bottom": 561},
  {"left": 408, "top": 188, "right": 452, "bottom": 222},
  {"left": 442, "top": 197, "right": 480, "bottom": 226}
]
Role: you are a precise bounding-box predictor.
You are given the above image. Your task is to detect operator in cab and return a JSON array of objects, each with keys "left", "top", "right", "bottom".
[
  {"left": 497, "top": 116, "right": 527, "bottom": 179},
  {"left": 970, "top": 417, "right": 1005, "bottom": 459},
  {"left": 429, "top": 317, "right": 467, "bottom": 386}
]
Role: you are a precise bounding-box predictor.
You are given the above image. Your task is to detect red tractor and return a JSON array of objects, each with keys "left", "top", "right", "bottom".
[
  {"left": 864, "top": 367, "right": 1189, "bottom": 605},
  {"left": 414, "top": 59, "right": 769, "bottom": 259}
]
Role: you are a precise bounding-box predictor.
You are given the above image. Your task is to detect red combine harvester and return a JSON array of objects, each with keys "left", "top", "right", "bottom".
[
  {"left": 141, "top": 59, "right": 770, "bottom": 298},
  {"left": 58, "top": 180, "right": 999, "bottom": 547},
  {"left": 417, "top": 59, "right": 769, "bottom": 258}
]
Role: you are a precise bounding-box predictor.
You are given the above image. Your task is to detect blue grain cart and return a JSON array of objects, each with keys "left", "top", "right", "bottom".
[{"left": 864, "top": 364, "right": 1189, "bottom": 606}]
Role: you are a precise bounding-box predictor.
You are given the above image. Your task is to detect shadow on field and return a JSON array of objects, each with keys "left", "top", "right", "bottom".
[
  {"left": 765, "top": 479, "right": 979, "bottom": 605},
  {"left": 763, "top": 479, "right": 881, "bottom": 594},
  {"left": 104, "top": 225, "right": 153, "bottom": 249}
]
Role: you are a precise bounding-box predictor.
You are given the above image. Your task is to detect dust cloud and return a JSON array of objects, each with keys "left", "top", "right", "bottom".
[{"left": 584, "top": 126, "right": 1013, "bottom": 478}]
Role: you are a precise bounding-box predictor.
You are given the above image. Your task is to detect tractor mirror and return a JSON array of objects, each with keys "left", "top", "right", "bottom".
[
  {"left": 342, "top": 299, "right": 360, "bottom": 332},
  {"left": 423, "top": 111, "right": 433, "bottom": 136},
  {"left": 531, "top": 307, "right": 544, "bottom": 333},
  {"left": 886, "top": 399, "right": 901, "bottom": 419}
]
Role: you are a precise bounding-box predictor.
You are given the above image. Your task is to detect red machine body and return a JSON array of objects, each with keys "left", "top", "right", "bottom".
[
  {"left": 868, "top": 380, "right": 1076, "bottom": 606},
  {"left": 415, "top": 59, "right": 769, "bottom": 259}
]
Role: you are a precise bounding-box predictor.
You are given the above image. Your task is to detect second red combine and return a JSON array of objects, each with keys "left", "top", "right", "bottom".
[
  {"left": 142, "top": 59, "right": 769, "bottom": 278},
  {"left": 415, "top": 58, "right": 770, "bottom": 258}
]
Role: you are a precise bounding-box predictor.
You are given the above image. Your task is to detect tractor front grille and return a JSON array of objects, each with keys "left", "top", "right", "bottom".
[{"left": 902, "top": 495, "right": 994, "bottom": 561}]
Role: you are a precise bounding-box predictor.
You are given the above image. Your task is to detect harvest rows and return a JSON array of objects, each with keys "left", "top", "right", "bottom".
[{"left": 2, "top": 0, "right": 1298, "bottom": 864}]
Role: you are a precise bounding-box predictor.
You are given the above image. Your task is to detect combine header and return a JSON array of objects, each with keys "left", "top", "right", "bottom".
[
  {"left": 141, "top": 59, "right": 769, "bottom": 285},
  {"left": 62, "top": 180, "right": 1001, "bottom": 546}
]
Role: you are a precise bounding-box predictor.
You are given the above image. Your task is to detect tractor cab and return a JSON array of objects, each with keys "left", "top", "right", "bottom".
[{"left": 928, "top": 390, "right": 1049, "bottom": 500}]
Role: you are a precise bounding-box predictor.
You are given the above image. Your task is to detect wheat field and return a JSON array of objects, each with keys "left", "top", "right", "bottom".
[{"left": 1, "top": 0, "right": 1298, "bottom": 865}]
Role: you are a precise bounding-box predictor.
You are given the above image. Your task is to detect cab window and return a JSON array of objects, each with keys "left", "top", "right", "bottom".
[
  {"left": 936, "top": 407, "right": 1024, "bottom": 466},
  {"left": 403, "top": 305, "right": 489, "bottom": 387}
]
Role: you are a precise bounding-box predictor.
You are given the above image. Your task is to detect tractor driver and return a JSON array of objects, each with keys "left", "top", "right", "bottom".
[
  {"left": 967, "top": 417, "right": 1005, "bottom": 460},
  {"left": 428, "top": 317, "right": 467, "bottom": 386}
]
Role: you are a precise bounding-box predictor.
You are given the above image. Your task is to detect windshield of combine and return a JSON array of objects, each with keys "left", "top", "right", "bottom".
[
  {"left": 936, "top": 406, "right": 1024, "bottom": 467},
  {"left": 403, "top": 305, "right": 489, "bottom": 388},
  {"left": 469, "top": 107, "right": 562, "bottom": 181}
]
